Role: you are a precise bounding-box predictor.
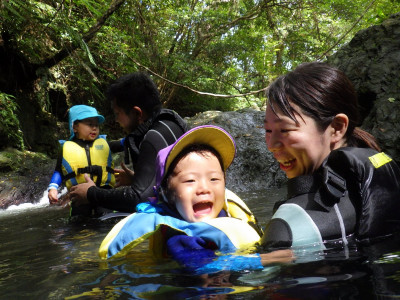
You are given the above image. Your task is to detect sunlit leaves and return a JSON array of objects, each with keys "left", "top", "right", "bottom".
[{"left": 2, "top": 0, "right": 400, "bottom": 116}]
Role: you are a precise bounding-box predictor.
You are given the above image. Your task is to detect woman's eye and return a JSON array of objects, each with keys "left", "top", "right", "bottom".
[{"left": 281, "top": 128, "right": 295, "bottom": 133}]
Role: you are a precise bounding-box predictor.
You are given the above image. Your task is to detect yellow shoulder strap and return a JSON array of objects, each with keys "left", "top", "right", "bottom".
[{"left": 224, "top": 189, "right": 257, "bottom": 224}]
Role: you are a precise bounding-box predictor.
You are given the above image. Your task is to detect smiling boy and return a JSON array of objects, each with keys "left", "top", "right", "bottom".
[{"left": 99, "top": 125, "right": 261, "bottom": 261}]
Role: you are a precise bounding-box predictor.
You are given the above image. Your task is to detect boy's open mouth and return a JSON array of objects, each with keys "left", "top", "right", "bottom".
[{"left": 193, "top": 201, "right": 213, "bottom": 215}]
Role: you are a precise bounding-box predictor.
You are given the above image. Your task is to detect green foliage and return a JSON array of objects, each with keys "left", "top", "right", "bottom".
[
  {"left": 1, "top": 0, "right": 400, "bottom": 133},
  {"left": 0, "top": 93, "right": 24, "bottom": 150}
]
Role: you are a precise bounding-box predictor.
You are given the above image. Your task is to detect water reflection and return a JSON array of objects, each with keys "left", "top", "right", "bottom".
[{"left": 0, "top": 187, "right": 399, "bottom": 299}]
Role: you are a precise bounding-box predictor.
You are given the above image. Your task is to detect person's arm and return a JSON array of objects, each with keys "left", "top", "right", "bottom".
[
  {"left": 48, "top": 147, "right": 63, "bottom": 204},
  {"left": 167, "top": 235, "right": 294, "bottom": 274},
  {"left": 166, "top": 235, "right": 217, "bottom": 271},
  {"left": 85, "top": 139, "right": 159, "bottom": 212},
  {"left": 48, "top": 171, "right": 62, "bottom": 204}
]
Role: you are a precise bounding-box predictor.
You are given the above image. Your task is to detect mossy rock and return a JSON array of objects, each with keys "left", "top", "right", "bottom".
[
  {"left": 0, "top": 148, "right": 49, "bottom": 173},
  {"left": 0, "top": 148, "right": 55, "bottom": 208}
]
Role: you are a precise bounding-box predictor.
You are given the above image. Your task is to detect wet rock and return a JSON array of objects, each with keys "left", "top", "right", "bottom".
[
  {"left": 186, "top": 108, "right": 287, "bottom": 192},
  {"left": 0, "top": 148, "right": 55, "bottom": 208},
  {"left": 327, "top": 13, "right": 400, "bottom": 162}
]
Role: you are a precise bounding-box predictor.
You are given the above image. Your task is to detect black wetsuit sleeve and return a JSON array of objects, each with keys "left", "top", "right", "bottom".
[
  {"left": 87, "top": 118, "right": 186, "bottom": 213},
  {"left": 54, "top": 147, "right": 63, "bottom": 174},
  {"left": 260, "top": 218, "right": 293, "bottom": 250},
  {"left": 86, "top": 138, "right": 158, "bottom": 212},
  {"left": 87, "top": 185, "right": 140, "bottom": 212}
]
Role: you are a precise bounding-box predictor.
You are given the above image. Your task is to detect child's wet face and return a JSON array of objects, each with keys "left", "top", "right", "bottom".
[
  {"left": 73, "top": 117, "right": 99, "bottom": 141},
  {"left": 167, "top": 151, "right": 225, "bottom": 223}
]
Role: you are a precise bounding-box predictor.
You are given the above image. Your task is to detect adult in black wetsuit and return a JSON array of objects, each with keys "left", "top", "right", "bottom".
[
  {"left": 261, "top": 62, "right": 400, "bottom": 251},
  {"left": 70, "top": 72, "right": 188, "bottom": 213}
]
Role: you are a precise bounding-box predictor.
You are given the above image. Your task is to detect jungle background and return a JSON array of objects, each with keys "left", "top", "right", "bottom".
[{"left": 1, "top": 0, "right": 399, "bottom": 156}]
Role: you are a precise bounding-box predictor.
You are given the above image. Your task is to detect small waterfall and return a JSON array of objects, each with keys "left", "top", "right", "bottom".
[{"left": 1, "top": 187, "right": 67, "bottom": 214}]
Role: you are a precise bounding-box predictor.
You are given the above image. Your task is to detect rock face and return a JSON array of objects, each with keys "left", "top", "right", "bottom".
[
  {"left": 186, "top": 109, "right": 287, "bottom": 193},
  {"left": 0, "top": 149, "right": 55, "bottom": 208},
  {"left": 327, "top": 13, "right": 400, "bottom": 162}
]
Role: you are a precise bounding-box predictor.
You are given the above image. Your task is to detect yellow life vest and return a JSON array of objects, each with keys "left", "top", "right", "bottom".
[
  {"left": 61, "top": 137, "right": 115, "bottom": 189},
  {"left": 97, "top": 189, "right": 261, "bottom": 260},
  {"left": 223, "top": 189, "right": 259, "bottom": 226},
  {"left": 100, "top": 213, "right": 261, "bottom": 260}
]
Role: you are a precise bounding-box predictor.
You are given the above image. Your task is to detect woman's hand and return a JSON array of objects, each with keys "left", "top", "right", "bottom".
[
  {"left": 114, "top": 162, "right": 135, "bottom": 187},
  {"left": 259, "top": 249, "right": 295, "bottom": 265}
]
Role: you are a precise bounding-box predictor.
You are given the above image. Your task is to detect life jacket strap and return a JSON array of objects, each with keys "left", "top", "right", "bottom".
[
  {"left": 322, "top": 167, "right": 347, "bottom": 202},
  {"left": 77, "top": 165, "right": 103, "bottom": 186},
  {"left": 64, "top": 172, "right": 77, "bottom": 181},
  {"left": 65, "top": 165, "right": 114, "bottom": 187}
]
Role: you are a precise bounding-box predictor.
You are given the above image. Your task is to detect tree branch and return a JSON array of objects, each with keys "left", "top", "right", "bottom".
[
  {"left": 36, "top": 0, "right": 125, "bottom": 70},
  {"left": 130, "top": 56, "right": 267, "bottom": 98},
  {"left": 317, "top": 0, "right": 376, "bottom": 60}
]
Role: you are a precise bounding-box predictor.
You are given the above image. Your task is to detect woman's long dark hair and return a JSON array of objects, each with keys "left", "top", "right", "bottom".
[{"left": 266, "top": 62, "right": 380, "bottom": 151}]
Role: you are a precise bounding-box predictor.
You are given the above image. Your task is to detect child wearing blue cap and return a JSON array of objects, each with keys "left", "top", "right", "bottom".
[{"left": 48, "top": 105, "right": 115, "bottom": 217}]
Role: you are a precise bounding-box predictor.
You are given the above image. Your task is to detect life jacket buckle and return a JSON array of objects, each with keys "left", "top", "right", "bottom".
[
  {"left": 322, "top": 167, "right": 347, "bottom": 201},
  {"left": 77, "top": 165, "right": 103, "bottom": 186}
]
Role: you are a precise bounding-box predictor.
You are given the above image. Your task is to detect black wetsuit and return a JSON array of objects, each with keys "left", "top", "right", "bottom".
[
  {"left": 261, "top": 147, "right": 400, "bottom": 250},
  {"left": 87, "top": 109, "right": 188, "bottom": 213}
]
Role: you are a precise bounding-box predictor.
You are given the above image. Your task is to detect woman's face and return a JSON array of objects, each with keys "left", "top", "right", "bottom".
[{"left": 264, "top": 103, "right": 334, "bottom": 178}]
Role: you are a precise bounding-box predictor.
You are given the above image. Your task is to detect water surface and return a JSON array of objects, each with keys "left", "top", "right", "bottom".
[{"left": 1, "top": 187, "right": 399, "bottom": 299}]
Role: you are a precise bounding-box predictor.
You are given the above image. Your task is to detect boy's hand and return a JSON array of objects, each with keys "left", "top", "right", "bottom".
[
  {"left": 167, "top": 235, "right": 216, "bottom": 269},
  {"left": 70, "top": 174, "right": 95, "bottom": 206},
  {"left": 48, "top": 189, "right": 59, "bottom": 204},
  {"left": 114, "top": 162, "right": 134, "bottom": 187},
  {"left": 168, "top": 235, "right": 208, "bottom": 253}
]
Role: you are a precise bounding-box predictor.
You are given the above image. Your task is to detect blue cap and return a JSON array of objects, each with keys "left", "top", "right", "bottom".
[{"left": 68, "top": 105, "right": 105, "bottom": 139}]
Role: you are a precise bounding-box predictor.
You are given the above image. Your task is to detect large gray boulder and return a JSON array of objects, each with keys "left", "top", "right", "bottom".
[
  {"left": 186, "top": 109, "right": 286, "bottom": 192},
  {"left": 327, "top": 13, "right": 400, "bottom": 162}
]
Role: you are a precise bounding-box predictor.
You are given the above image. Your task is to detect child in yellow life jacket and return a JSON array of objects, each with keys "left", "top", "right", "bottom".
[
  {"left": 99, "top": 126, "right": 263, "bottom": 267},
  {"left": 48, "top": 105, "right": 115, "bottom": 217}
]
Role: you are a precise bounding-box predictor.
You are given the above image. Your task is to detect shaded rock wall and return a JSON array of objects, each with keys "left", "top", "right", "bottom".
[
  {"left": 186, "top": 109, "right": 286, "bottom": 193},
  {"left": 0, "top": 149, "right": 55, "bottom": 208},
  {"left": 327, "top": 13, "right": 400, "bottom": 162}
]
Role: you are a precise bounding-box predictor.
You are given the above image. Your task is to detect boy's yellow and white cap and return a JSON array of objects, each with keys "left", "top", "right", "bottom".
[{"left": 155, "top": 125, "right": 236, "bottom": 188}]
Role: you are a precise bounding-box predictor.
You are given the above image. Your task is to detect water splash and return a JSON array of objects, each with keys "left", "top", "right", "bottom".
[{"left": 1, "top": 187, "right": 67, "bottom": 213}]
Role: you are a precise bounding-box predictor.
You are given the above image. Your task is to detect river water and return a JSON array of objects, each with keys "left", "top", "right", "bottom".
[{"left": 1, "top": 187, "right": 400, "bottom": 299}]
